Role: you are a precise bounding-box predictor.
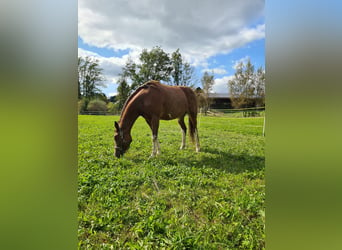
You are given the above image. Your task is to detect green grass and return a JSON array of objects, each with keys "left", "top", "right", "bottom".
[{"left": 78, "top": 115, "right": 265, "bottom": 249}]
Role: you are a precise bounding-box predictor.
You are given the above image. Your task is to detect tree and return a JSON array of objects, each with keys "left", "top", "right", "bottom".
[
  {"left": 228, "top": 58, "right": 264, "bottom": 109},
  {"left": 116, "top": 77, "right": 131, "bottom": 110},
  {"left": 180, "top": 61, "right": 196, "bottom": 87},
  {"left": 171, "top": 49, "right": 196, "bottom": 87},
  {"left": 119, "top": 46, "right": 173, "bottom": 94},
  {"left": 254, "top": 66, "right": 265, "bottom": 107},
  {"left": 78, "top": 56, "right": 105, "bottom": 99},
  {"left": 228, "top": 61, "right": 244, "bottom": 108},
  {"left": 116, "top": 47, "right": 197, "bottom": 113},
  {"left": 78, "top": 58, "right": 82, "bottom": 99},
  {"left": 170, "top": 49, "right": 182, "bottom": 86},
  {"left": 138, "top": 46, "right": 173, "bottom": 83},
  {"left": 201, "top": 71, "right": 215, "bottom": 114},
  {"left": 121, "top": 57, "right": 140, "bottom": 90},
  {"left": 119, "top": 47, "right": 196, "bottom": 91}
]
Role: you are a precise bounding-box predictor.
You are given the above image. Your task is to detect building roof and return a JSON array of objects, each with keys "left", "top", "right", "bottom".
[{"left": 208, "top": 93, "right": 229, "bottom": 98}]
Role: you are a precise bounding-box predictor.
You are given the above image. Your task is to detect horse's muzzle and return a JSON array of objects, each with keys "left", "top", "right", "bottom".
[{"left": 115, "top": 147, "right": 123, "bottom": 158}]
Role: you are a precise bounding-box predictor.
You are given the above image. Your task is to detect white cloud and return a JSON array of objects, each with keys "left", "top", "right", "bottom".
[
  {"left": 212, "top": 75, "right": 234, "bottom": 93},
  {"left": 78, "top": 48, "right": 128, "bottom": 86},
  {"left": 78, "top": 0, "right": 264, "bottom": 65},
  {"left": 78, "top": 47, "right": 98, "bottom": 58},
  {"left": 202, "top": 67, "right": 228, "bottom": 75},
  {"left": 232, "top": 56, "right": 250, "bottom": 69}
]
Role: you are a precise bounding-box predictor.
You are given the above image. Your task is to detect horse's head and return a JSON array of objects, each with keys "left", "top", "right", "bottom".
[{"left": 114, "top": 121, "right": 132, "bottom": 158}]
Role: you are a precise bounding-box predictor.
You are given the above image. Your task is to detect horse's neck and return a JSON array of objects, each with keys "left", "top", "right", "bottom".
[{"left": 119, "top": 108, "right": 139, "bottom": 136}]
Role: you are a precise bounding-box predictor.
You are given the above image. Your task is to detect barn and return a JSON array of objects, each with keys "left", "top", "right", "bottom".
[{"left": 208, "top": 93, "right": 232, "bottom": 109}]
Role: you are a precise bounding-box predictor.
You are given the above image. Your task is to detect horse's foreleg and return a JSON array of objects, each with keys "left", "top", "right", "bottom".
[
  {"left": 178, "top": 117, "right": 187, "bottom": 150},
  {"left": 151, "top": 135, "right": 161, "bottom": 157}
]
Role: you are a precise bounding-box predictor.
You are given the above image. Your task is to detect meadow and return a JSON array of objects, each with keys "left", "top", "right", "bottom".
[{"left": 78, "top": 114, "right": 265, "bottom": 249}]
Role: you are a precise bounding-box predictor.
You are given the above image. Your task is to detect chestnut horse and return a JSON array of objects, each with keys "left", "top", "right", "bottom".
[{"left": 114, "top": 80, "right": 200, "bottom": 158}]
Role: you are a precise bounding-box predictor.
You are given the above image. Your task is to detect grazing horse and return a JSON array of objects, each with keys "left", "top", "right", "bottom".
[{"left": 114, "top": 80, "right": 200, "bottom": 158}]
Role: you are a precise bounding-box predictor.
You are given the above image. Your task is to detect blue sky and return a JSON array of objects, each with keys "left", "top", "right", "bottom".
[{"left": 78, "top": 0, "right": 265, "bottom": 97}]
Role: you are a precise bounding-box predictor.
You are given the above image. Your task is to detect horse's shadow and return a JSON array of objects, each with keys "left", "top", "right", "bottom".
[
  {"left": 131, "top": 146, "right": 264, "bottom": 175},
  {"left": 176, "top": 146, "right": 265, "bottom": 174}
]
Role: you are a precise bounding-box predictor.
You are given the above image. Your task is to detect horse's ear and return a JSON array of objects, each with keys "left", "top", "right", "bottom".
[{"left": 114, "top": 121, "right": 120, "bottom": 131}]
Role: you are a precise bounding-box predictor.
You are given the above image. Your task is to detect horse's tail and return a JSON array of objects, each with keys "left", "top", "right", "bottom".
[{"left": 180, "top": 87, "right": 198, "bottom": 143}]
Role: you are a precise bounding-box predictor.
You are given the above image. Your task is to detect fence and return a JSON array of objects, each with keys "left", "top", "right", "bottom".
[
  {"left": 80, "top": 106, "right": 265, "bottom": 117},
  {"left": 79, "top": 110, "right": 120, "bottom": 116},
  {"left": 79, "top": 107, "right": 265, "bottom": 137},
  {"left": 208, "top": 106, "right": 265, "bottom": 117}
]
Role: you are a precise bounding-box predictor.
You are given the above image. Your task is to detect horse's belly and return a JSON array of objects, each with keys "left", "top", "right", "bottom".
[
  {"left": 160, "top": 112, "right": 182, "bottom": 120},
  {"left": 149, "top": 87, "right": 188, "bottom": 120},
  {"left": 160, "top": 104, "right": 187, "bottom": 120}
]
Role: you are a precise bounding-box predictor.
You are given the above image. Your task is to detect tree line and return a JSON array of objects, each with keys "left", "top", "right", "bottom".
[
  {"left": 78, "top": 56, "right": 109, "bottom": 113},
  {"left": 78, "top": 46, "right": 265, "bottom": 114},
  {"left": 228, "top": 59, "right": 265, "bottom": 109}
]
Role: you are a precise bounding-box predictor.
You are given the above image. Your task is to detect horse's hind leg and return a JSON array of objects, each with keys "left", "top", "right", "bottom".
[{"left": 178, "top": 116, "right": 187, "bottom": 149}]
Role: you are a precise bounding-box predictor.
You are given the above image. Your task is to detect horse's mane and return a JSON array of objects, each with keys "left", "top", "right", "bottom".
[{"left": 119, "top": 81, "right": 160, "bottom": 122}]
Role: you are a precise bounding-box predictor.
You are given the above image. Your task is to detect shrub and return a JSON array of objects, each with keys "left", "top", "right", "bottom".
[
  {"left": 107, "top": 102, "right": 119, "bottom": 115},
  {"left": 78, "top": 98, "right": 88, "bottom": 114},
  {"left": 86, "top": 99, "right": 107, "bottom": 114}
]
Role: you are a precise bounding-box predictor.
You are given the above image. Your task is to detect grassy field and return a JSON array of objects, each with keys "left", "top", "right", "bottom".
[{"left": 78, "top": 114, "right": 265, "bottom": 249}]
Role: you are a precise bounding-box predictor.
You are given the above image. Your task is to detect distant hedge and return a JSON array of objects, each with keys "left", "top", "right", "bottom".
[{"left": 87, "top": 99, "right": 107, "bottom": 111}]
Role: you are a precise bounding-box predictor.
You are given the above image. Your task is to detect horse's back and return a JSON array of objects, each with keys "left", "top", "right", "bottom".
[
  {"left": 144, "top": 81, "right": 188, "bottom": 104},
  {"left": 139, "top": 81, "right": 195, "bottom": 119}
]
